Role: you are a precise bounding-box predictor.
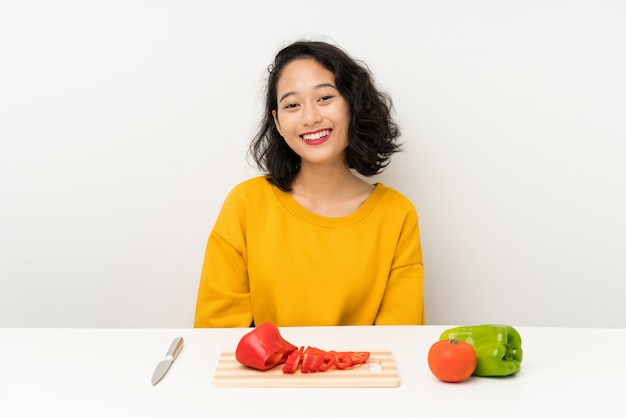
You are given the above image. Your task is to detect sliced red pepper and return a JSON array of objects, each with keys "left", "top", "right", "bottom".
[
  {"left": 282, "top": 346, "right": 304, "bottom": 373},
  {"left": 317, "top": 350, "right": 336, "bottom": 372},
  {"left": 310, "top": 347, "right": 328, "bottom": 372},
  {"left": 300, "top": 346, "right": 316, "bottom": 373},
  {"left": 285, "top": 348, "right": 369, "bottom": 373},
  {"left": 334, "top": 352, "right": 353, "bottom": 370},
  {"left": 234, "top": 322, "right": 371, "bottom": 374},
  {"left": 347, "top": 351, "right": 371, "bottom": 366},
  {"left": 235, "top": 322, "right": 298, "bottom": 371}
]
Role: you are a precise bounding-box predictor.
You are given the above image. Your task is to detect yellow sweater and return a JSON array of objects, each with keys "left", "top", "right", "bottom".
[{"left": 194, "top": 176, "right": 425, "bottom": 327}]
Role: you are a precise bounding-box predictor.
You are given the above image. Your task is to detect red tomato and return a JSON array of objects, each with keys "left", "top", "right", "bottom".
[{"left": 427, "top": 338, "right": 477, "bottom": 383}]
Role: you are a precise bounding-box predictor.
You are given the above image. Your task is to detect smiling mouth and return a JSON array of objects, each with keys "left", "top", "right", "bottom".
[{"left": 301, "top": 129, "right": 331, "bottom": 142}]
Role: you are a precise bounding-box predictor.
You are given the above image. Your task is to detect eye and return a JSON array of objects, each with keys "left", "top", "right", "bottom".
[
  {"left": 319, "top": 95, "right": 334, "bottom": 102},
  {"left": 283, "top": 102, "right": 299, "bottom": 110}
]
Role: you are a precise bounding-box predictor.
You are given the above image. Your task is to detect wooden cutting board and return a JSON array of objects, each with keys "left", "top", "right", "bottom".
[{"left": 213, "top": 349, "right": 400, "bottom": 388}]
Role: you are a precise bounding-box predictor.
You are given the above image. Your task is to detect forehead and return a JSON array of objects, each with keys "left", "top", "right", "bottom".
[{"left": 276, "top": 58, "right": 336, "bottom": 93}]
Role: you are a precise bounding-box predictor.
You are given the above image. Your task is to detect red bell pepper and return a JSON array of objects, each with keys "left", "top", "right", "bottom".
[
  {"left": 334, "top": 352, "right": 353, "bottom": 370},
  {"left": 235, "top": 322, "right": 371, "bottom": 373},
  {"left": 284, "top": 346, "right": 370, "bottom": 373},
  {"left": 300, "top": 346, "right": 316, "bottom": 373},
  {"left": 282, "top": 346, "right": 304, "bottom": 373},
  {"left": 235, "top": 322, "right": 298, "bottom": 371},
  {"left": 347, "top": 351, "right": 371, "bottom": 365},
  {"left": 318, "top": 350, "right": 336, "bottom": 372}
]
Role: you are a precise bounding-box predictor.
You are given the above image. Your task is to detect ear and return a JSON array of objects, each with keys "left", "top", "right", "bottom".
[{"left": 272, "top": 110, "right": 283, "bottom": 137}]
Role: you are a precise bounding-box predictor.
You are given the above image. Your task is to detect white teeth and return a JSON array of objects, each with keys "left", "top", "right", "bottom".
[{"left": 302, "top": 130, "right": 330, "bottom": 141}]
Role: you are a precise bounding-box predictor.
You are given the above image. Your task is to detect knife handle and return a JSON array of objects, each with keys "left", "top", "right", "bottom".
[{"left": 165, "top": 337, "right": 184, "bottom": 360}]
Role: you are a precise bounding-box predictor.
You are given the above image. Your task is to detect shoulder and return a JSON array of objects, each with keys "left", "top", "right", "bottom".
[
  {"left": 228, "top": 176, "right": 272, "bottom": 195},
  {"left": 222, "top": 176, "right": 274, "bottom": 207},
  {"left": 214, "top": 176, "right": 275, "bottom": 226},
  {"left": 374, "top": 184, "right": 421, "bottom": 234},
  {"left": 376, "top": 183, "right": 417, "bottom": 212}
]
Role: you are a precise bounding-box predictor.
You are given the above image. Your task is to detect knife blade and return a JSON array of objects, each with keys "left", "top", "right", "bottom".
[{"left": 151, "top": 336, "right": 184, "bottom": 385}]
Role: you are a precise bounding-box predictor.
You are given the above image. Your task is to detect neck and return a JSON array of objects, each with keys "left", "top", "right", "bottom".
[
  {"left": 288, "top": 161, "right": 375, "bottom": 218},
  {"left": 292, "top": 161, "right": 356, "bottom": 198}
]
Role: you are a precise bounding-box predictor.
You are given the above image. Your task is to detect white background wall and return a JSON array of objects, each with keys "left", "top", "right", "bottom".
[{"left": 1, "top": 0, "right": 625, "bottom": 328}]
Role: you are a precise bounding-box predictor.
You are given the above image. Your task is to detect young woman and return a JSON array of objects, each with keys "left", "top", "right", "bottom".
[{"left": 194, "top": 40, "right": 425, "bottom": 327}]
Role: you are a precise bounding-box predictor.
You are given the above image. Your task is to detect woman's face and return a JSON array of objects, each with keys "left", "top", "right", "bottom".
[{"left": 272, "top": 58, "right": 350, "bottom": 168}]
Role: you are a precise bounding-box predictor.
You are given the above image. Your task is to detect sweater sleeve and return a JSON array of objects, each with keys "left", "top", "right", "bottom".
[
  {"left": 374, "top": 205, "right": 426, "bottom": 325},
  {"left": 193, "top": 188, "right": 253, "bottom": 328}
]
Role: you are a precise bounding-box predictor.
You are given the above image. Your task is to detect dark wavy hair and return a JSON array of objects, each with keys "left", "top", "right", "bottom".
[{"left": 248, "top": 40, "right": 401, "bottom": 191}]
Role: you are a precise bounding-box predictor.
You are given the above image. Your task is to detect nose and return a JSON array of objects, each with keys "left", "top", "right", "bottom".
[{"left": 302, "top": 103, "right": 322, "bottom": 125}]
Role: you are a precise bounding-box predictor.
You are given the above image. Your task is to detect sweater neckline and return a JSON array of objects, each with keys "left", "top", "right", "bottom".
[{"left": 271, "top": 181, "right": 387, "bottom": 228}]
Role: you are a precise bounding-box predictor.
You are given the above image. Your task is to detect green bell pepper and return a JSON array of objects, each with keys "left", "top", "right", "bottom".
[{"left": 440, "top": 324, "right": 523, "bottom": 377}]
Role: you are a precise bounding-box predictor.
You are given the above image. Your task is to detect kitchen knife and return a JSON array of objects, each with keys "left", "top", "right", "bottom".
[{"left": 151, "top": 336, "right": 184, "bottom": 385}]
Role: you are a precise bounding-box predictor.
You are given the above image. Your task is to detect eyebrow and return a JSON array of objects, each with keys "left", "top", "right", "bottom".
[{"left": 278, "top": 83, "right": 338, "bottom": 104}]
